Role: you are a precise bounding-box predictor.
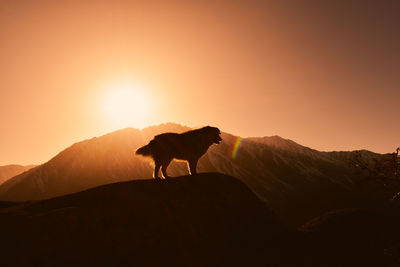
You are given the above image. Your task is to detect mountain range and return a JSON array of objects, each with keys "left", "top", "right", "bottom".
[
  {"left": 0, "top": 164, "right": 36, "bottom": 185},
  {"left": 0, "top": 123, "right": 392, "bottom": 227}
]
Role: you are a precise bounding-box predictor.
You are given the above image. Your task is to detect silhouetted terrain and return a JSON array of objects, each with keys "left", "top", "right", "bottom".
[
  {"left": 299, "top": 206, "right": 400, "bottom": 266},
  {"left": 0, "top": 164, "right": 36, "bottom": 185},
  {"left": 0, "top": 173, "right": 289, "bottom": 267},
  {"left": 0, "top": 123, "right": 393, "bottom": 226},
  {"left": 1, "top": 173, "right": 399, "bottom": 267}
]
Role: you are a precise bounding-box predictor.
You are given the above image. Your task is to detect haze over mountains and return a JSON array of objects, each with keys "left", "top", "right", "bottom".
[
  {"left": 0, "top": 123, "right": 392, "bottom": 226},
  {"left": 0, "top": 164, "right": 36, "bottom": 185}
]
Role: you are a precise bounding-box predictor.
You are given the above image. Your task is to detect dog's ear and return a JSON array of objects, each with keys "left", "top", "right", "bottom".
[{"left": 211, "top": 127, "right": 221, "bottom": 135}]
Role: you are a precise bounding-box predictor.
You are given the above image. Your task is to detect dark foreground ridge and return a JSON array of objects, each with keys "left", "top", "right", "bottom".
[
  {"left": 2, "top": 173, "right": 400, "bottom": 267},
  {"left": 0, "top": 173, "right": 288, "bottom": 267}
]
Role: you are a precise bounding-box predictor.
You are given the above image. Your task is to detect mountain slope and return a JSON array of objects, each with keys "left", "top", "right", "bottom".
[
  {"left": 0, "top": 164, "right": 36, "bottom": 185},
  {"left": 299, "top": 207, "right": 400, "bottom": 266},
  {"left": 0, "top": 173, "right": 287, "bottom": 267},
  {"left": 0, "top": 123, "right": 390, "bottom": 226},
  {"left": 206, "top": 134, "right": 390, "bottom": 226},
  {"left": 0, "top": 124, "right": 192, "bottom": 201}
]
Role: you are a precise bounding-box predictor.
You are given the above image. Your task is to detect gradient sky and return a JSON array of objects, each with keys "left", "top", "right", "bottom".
[{"left": 1, "top": 0, "right": 399, "bottom": 165}]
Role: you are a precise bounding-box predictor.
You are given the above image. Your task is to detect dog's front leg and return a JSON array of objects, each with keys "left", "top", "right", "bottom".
[
  {"left": 161, "top": 160, "right": 171, "bottom": 179},
  {"left": 188, "top": 159, "right": 198, "bottom": 175},
  {"left": 154, "top": 163, "right": 161, "bottom": 179}
]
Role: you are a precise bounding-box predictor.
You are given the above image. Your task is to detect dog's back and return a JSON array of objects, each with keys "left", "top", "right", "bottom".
[{"left": 147, "top": 132, "right": 198, "bottom": 160}]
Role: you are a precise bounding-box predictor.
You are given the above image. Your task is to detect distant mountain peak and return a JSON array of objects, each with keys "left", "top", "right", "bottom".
[
  {"left": 246, "top": 135, "right": 310, "bottom": 152},
  {"left": 0, "top": 164, "right": 36, "bottom": 185}
]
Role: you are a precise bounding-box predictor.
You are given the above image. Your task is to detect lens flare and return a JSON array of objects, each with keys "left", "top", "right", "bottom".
[{"left": 232, "top": 136, "right": 243, "bottom": 159}]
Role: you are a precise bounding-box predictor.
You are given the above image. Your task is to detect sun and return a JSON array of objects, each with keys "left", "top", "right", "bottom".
[{"left": 102, "top": 82, "right": 154, "bottom": 129}]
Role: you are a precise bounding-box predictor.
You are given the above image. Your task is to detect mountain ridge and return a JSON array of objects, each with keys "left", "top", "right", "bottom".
[
  {"left": 0, "top": 123, "right": 391, "bottom": 227},
  {"left": 0, "top": 164, "right": 36, "bottom": 185}
]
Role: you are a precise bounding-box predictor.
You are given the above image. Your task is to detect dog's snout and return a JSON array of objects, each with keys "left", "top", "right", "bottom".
[{"left": 214, "top": 134, "right": 222, "bottom": 144}]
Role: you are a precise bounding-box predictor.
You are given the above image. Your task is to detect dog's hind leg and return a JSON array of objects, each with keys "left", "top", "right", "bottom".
[
  {"left": 153, "top": 162, "right": 161, "bottom": 179},
  {"left": 161, "top": 159, "right": 172, "bottom": 179},
  {"left": 188, "top": 159, "right": 198, "bottom": 175}
]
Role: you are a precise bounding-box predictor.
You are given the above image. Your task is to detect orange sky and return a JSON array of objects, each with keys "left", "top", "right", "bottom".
[{"left": 1, "top": 0, "right": 399, "bottom": 165}]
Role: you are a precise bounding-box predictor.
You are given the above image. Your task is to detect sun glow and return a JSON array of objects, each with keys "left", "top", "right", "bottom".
[{"left": 102, "top": 82, "right": 154, "bottom": 129}]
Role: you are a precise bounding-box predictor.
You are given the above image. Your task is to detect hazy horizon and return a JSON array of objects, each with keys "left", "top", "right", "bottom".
[
  {"left": 0, "top": 122, "right": 392, "bottom": 166},
  {"left": 1, "top": 1, "right": 399, "bottom": 165}
]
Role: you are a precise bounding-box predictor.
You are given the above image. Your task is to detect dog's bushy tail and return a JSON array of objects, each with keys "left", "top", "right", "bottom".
[{"left": 135, "top": 142, "right": 153, "bottom": 156}]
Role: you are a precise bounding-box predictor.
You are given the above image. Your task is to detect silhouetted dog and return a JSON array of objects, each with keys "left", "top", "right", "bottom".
[{"left": 136, "top": 126, "right": 222, "bottom": 179}]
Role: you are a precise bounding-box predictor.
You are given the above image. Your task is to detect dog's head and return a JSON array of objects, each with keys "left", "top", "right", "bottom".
[{"left": 203, "top": 126, "right": 222, "bottom": 144}]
